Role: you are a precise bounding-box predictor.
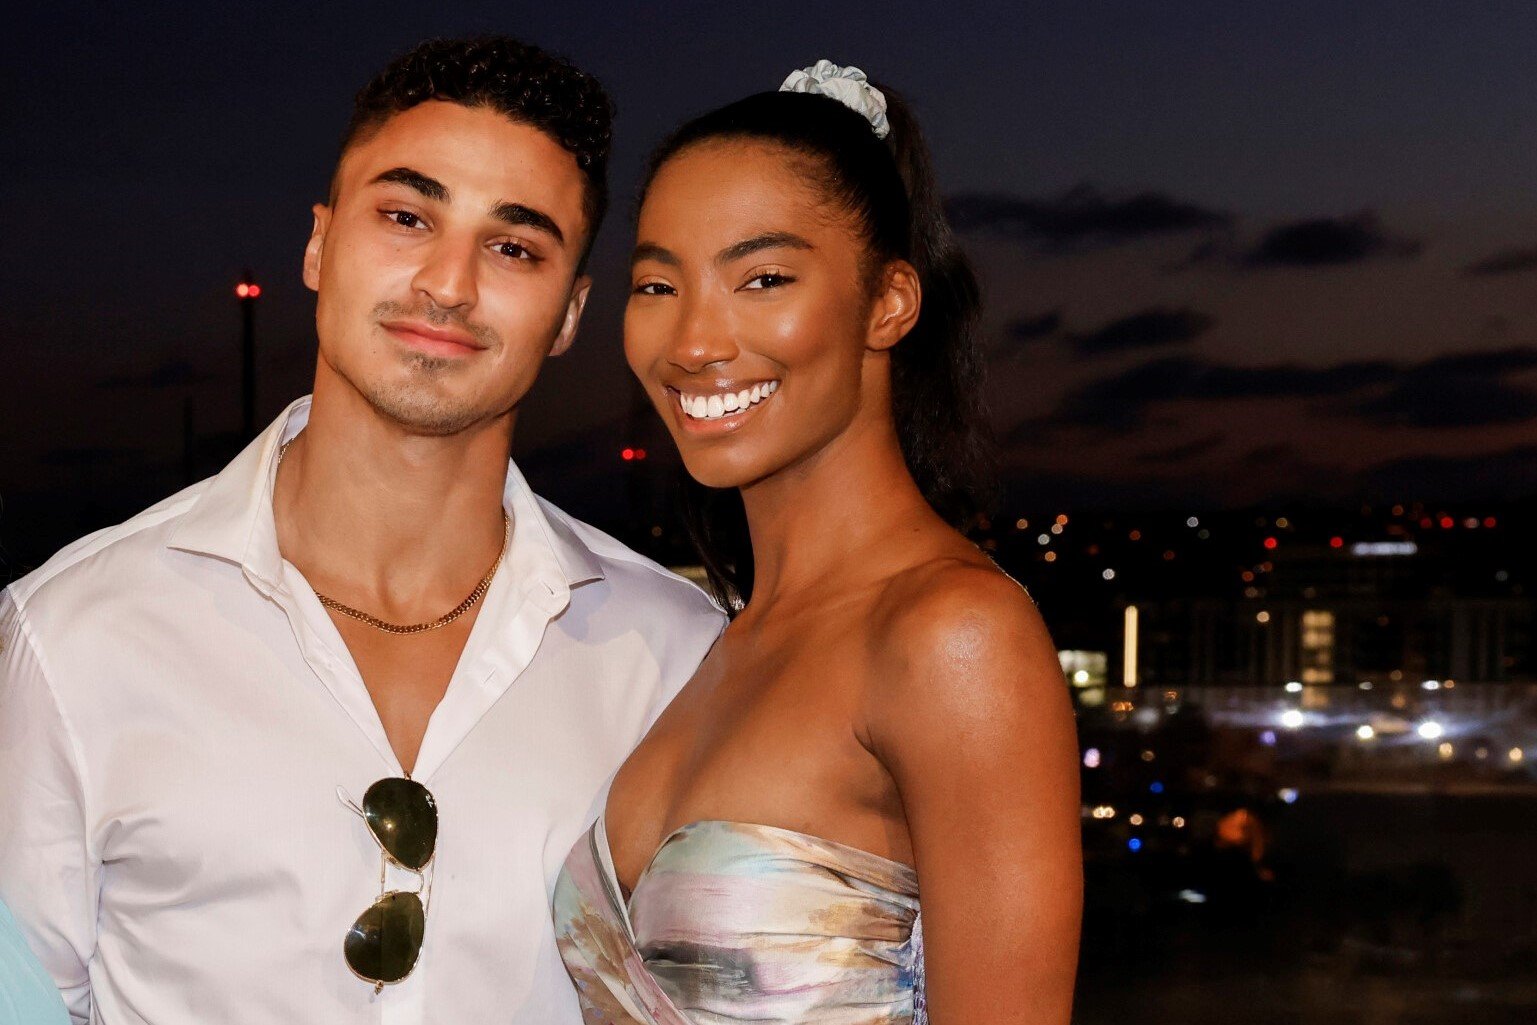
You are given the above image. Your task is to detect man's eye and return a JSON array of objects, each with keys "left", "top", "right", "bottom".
[
  {"left": 742, "top": 272, "right": 794, "bottom": 290},
  {"left": 634, "top": 281, "right": 676, "bottom": 296},
  {"left": 384, "top": 210, "right": 423, "bottom": 229},
  {"left": 496, "top": 241, "right": 534, "bottom": 261}
]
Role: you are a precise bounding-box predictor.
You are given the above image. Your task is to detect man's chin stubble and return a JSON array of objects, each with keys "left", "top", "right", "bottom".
[{"left": 356, "top": 358, "right": 497, "bottom": 437}]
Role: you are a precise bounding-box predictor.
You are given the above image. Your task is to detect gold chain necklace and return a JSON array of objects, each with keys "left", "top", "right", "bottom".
[{"left": 278, "top": 439, "right": 509, "bottom": 635}]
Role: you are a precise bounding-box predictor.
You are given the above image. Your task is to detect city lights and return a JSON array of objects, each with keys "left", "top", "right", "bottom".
[
  {"left": 235, "top": 282, "right": 261, "bottom": 299},
  {"left": 1356, "top": 724, "right": 1376, "bottom": 741},
  {"left": 1280, "top": 709, "right": 1305, "bottom": 729},
  {"left": 1278, "top": 788, "right": 1299, "bottom": 804},
  {"left": 1422, "top": 679, "right": 1441, "bottom": 691},
  {"left": 1417, "top": 721, "right": 1445, "bottom": 740},
  {"left": 1083, "top": 747, "right": 1101, "bottom": 769},
  {"left": 1285, "top": 681, "right": 1303, "bottom": 693},
  {"left": 1091, "top": 805, "right": 1116, "bottom": 820}
]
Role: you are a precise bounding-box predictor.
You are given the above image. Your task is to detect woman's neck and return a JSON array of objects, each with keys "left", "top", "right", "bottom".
[{"left": 740, "top": 411, "right": 937, "bottom": 610}]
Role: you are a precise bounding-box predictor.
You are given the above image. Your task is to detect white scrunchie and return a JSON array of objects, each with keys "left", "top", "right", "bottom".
[{"left": 779, "top": 59, "right": 890, "bottom": 139}]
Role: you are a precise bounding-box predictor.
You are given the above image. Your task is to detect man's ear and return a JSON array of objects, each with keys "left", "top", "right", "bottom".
[
  {"left": 549, "top": 275, "right": 591, "bottom": 358},
  {"left": 302, "top": 203, "right": 331, "bottom": 292},
  {"left": 867, "top": 260, "right": 922, "bottom": 352}
]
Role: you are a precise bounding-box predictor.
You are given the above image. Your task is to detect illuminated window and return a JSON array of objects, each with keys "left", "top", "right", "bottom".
[{"left": 1300, "top": 609, "right": 1335, "bottom": 684}]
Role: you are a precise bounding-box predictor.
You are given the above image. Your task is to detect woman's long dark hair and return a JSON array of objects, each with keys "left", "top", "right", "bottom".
[{"left": 643, "top": 81, "right": 995, "bottom": 611}]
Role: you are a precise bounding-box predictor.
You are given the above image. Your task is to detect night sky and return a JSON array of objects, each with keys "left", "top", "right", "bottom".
[{"left": 4, "top": 2, "right": 1536, "bottom": 573}]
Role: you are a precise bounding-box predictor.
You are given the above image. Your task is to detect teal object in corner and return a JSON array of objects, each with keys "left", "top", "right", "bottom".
[{"left": 0, "top": 900, "right": 68, "bottom": 1025}]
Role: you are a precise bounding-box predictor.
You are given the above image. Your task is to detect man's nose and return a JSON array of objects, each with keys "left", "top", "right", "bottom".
[{"left": 411, "top": 235, "right": 479, "bottom": 310}]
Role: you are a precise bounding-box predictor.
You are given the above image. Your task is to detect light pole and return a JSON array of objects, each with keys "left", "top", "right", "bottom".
[{"left": 235, "top": 271, "right": 262, "bottom": 440}]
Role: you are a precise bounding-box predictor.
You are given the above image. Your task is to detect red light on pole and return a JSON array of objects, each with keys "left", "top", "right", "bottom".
[
  {"left": 1329, "top": 536, "right": 1344, "bottom": 549},
  {"left": 621, "top": 448, "right": 635, "bottom": 461},
  {"left": 236, "top": 282, "right": 261, "bottom": 299},
  {"left": 634, "top": 448, "right": 646, "bottom": 460},
  {"left": 1439, "top": 516, "right": 1454, "bottom": 529}
]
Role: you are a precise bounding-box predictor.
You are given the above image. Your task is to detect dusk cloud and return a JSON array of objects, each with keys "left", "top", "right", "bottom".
[
  {"left": 1241, "top": 212, "right": 1421, "bottom": 267},
  {"left": 1462, "top": 246, "right": 1537, "bottom": 276},
  {"left": 1351, "top": 347, "right": 1537, "bottom": 428},
  {"left": 1052, "top": 355, "right": 1397, "bottom": 429},
  {"left": 1003, "top": 310, "right": 1062, "bottom": 347},
  {"left": 1044, "top": 346, "right": 1537, "bottom": 432},
  {"left": 1067, "top": 307, "right": 1214, "bottom": 356},
  {"left": 948, "top": 185, "right": 1232, "bottom": 251}
]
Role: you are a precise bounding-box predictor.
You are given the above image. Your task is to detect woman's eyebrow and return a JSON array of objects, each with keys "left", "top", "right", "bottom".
[{"left": 716, "top": 231, "right": 814, "bottom": 264}]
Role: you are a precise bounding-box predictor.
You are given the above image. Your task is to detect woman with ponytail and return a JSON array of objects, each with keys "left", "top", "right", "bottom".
[{"left": 552, "top": 62, "right": 1081, "bottom": 1025}]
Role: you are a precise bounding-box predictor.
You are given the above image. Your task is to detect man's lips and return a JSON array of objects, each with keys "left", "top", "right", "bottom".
[{"left": 381, "top": 319, "right": 485, "bottom": 356}]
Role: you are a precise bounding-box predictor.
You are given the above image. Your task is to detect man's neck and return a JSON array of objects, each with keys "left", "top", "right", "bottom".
[{"left": 272, "top": 380, "right": 514, "bottom": 617}]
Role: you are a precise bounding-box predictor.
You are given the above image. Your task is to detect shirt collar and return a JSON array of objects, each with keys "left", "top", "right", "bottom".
[{"left": 166, "top": 395, "right": 605, "bottom": 596}]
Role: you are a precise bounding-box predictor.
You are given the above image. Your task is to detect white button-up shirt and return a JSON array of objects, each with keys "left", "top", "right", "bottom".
[{"left": 0, "top": 397, "right": 723, "bottom": 1024}]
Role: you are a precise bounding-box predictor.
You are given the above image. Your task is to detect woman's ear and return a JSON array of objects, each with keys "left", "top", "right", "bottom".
[{"left": 867, "top": 260, "right": 922, "bottom": 352}]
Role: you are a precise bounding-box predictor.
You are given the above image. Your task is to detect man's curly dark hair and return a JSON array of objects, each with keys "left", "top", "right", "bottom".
[{"left": 335, "top": 37, "right": 614, "bottom": 266}]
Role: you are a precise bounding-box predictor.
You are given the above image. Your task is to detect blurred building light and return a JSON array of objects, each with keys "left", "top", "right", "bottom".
[
  {"left": 1285, "top": 681, "right": 1303, "bottom": 693},
  {"left": 1043, "top": 551, "right": 1057, "bottom": 563},
  {"left": 1177, "top": 889, "right": 1206, "bottom": 903},
  {"left": 1438, "top": 741, "right": 1454, "bottom": 760},
  {"left": 1422, "top": 680, "right": 1441, "bottom": 691},
  {"left": 1351, "top": 541, "right": 1418, "bottom": 557},
  {"left": 1278, "top": 788, "right": 1299, "bottom": 804},
  {"left": 1149, "top": 782, "right": 1165, "bottom": 794},
  {"left": 1280, "top": 710, "right": 1305, "bottom": 729},
  {"left": 1329, "top": 536, "right": 1345, "bottom": 548},
  {"left": 1359, "top": 681, "right": 1374, "bottom": 690},
  {"left": 1260, "top": 729, "right": 1277, "bottom": 746},
  {"left": 1015, "top": 518, "right": 1028, "bottom": 530},
  {"left": 1263, "top": 536, "right": 1279, "bottom": 550},
  {"left": 1102, "top": 568, "right": 1116, "bottom": 581},
  {"left": 1172, "top": 816, "right": 1187, "bottom": 829},
  {"left": 1186, "top": 516, "right": 1199, "bottom": 528},
  {"left": 1417, "top": 721, "right": 1444, "bottom": 741},
  {"left": 1123, "top": 605, "right": 1139, "bottom": 687},
  {"left": 1082, "top": 747, "right": 1101, "bottom": 769},
  {"left": 1037, "top": 534, "right": 1050, "bottom": 545},
  {"left": 1127, "top": 838, "right": 1143, "bottom": 852},
  {"left": 1129, "top": 813, "right": 1144, "bottom": 826},
  {"left": 1511, "top": 748, "right": 1525, "bottom": 764},
  {"left": 1050, "top": 523, "right": 1063, "bottom": 535},
  {"left": 1256, "top": 611, "right": 1271, "bottom": 624},
  {"left": 1356, "top": 724, "right": 1376, "bottom": 741}
]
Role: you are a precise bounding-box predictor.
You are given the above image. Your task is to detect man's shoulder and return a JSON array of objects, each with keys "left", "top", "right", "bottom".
[
  {"left": 535, "top": 497, "right": 723, "bottom": 625},
  {"left": 5, "top": 479, "right": 212, "bottom": 614}
]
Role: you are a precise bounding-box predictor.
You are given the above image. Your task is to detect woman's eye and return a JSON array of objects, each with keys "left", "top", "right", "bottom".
[
  {"left": 634, "top": 281, "right": 676, "bottom": 296},
  {"left": 743, "top": 272, "right": 794, "bottom": 290},
  {"left": 384, "top": 210, "right": 424, "bottom": 229}
]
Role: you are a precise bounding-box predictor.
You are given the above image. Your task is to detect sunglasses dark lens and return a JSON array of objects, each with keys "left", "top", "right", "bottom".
[
  {"left": 362, "top": 778, "right": 438, "bottom": 870},
  {"left": 344, "top": 891, "right": 425, "bottom": 984}
]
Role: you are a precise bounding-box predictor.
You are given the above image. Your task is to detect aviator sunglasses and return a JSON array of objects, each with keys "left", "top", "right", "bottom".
[{"left": 339, "top": 777, "right": 438, "bottom": 991}]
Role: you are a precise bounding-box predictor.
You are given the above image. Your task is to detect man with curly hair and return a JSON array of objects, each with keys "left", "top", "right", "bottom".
[{"left": 0, "top": 37, "right": 723, "bottom": 1024}]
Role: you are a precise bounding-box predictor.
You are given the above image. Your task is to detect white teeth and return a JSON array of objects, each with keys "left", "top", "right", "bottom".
[{"left": 678, "top": 381, "right": 781, "bottom": 420}]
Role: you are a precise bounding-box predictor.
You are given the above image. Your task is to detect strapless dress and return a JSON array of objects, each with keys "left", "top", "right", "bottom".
[{"left": 552, "top": 817, "right": 924, "bottom": 1024}]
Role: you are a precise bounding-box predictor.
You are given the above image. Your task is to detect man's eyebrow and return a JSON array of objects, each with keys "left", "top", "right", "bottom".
[
  {"left": 717, "top": 231, "right": 814, "bottom": 264},
  {"left": 631, "top": 242, "right": 681, "bottom": 268},
  {"left": 490, "top": 202, "right": 565, "bottom": 245},
  {"left": 370, "top": 167, "right": 448, "bottom": 202}
]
